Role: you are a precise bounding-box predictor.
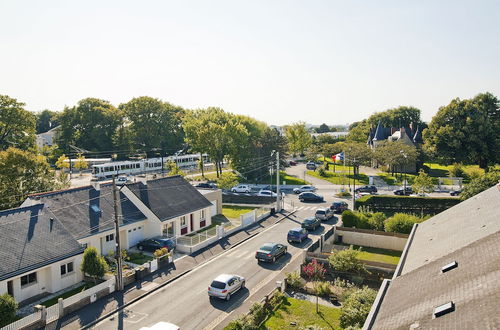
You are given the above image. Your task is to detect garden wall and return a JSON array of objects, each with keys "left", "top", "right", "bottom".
[{"left": 335, "top": 227, "right": 408, "bottom": 251}]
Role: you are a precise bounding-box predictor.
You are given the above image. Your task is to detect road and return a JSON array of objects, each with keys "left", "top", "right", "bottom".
[{"left": 91, "top": 195, "right": 338, "bottom": 330}]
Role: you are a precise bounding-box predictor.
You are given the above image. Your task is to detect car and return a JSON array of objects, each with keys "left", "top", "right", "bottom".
[
  {"left": 116, "top": 175, "right": 130, "bottom": 185},
  {"left": 298, "top": 192, "right": 324, "bottom": 202},
  {"left": 394, "top": 187, "right": 413, "bottom": 196},
  {"left": 293, "top": 185, "right": 316, "bottom": 194},
  {"left": 139, "top": 322, "right": 180, "bottom": 330},
  {"left": 450, "top": 190, "right": 461, "bottom": 196},
  {"left": 289, "top": 160, "right": 298, "bottom": 166},
  {"left": 208, "top": 274, "right": 245, "bottom": 301},
  {"left": 315, "top": 207, "right": 334, "bottom": 221},
  {"left": 231, "top": 184, "right": 251, "bottom": 193},
  {"left": 137, "top": 237, "right": 176, "bottom": 252},
  {"left": 354, "top": 185, "right": 377, "bottom": 194},
  {"left": 287, "top": 228, "right": 309, "bottom": 243},
  {"left": 257, "top": 189, "right": 277, "bottom": 197},
  {"left": 306, "top": 161, "right": 317, "bottom": 170},
  {"left": 195, "top": 182, "right": 217, "bottom": 189},
  {"left": 330, "top": 201, "right": 348, "bottom": 213},
  {"left": 301, "top": 217, "right": 321, "bottom": 231},
  {"left": 255, "top": 243, "right": 287, "bottom": 263}
]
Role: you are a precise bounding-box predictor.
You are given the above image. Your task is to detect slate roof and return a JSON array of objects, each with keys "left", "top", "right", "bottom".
[
  {"left": 0, "top": 204, "right": 84, "bottom": 281},
  {"left": 126, "top": 176, "right": 212, "bottom": 221},
  {"left": 28, "top": 184, "right": 146, "bottom": 239},
  {"left": 367, "top": 184, "right": 500, "bottom": 329}
]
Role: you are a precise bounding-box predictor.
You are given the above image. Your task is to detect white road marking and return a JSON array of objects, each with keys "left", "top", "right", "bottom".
[{"left": 122, "top": 311, "right": 148, "bottom": 324}]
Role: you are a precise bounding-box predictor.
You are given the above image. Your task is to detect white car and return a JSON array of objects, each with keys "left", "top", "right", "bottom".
[
  {"left": 257, "top": 189, "right": 277, "bottom": 197},
  {"left": 293, "top": 185, "right": 316, "bottom": 194},
  {"left": 231, "top": 184, "right": 251, "bottom": 193},
  {"left": 208, "top": 274, "right": 246, "bottom": 301}
]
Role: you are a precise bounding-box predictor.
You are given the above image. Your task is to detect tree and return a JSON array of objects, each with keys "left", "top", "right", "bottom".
[
  {"left": 423, "top": 92, "right": 500, "bottom": 170},
  {"left": 302, "top": 259, "right": 326, "bottom": 313},
  {"left": 412, "top": 170, "right": 435, "bottom": 195},
  {"left": 460, "top": 171, "right": 500, "bottom": 200},
  {"left": 384, "top": 213, "right": 422, "bottom": 234},
  {"left": 339, "top": 286, "right": 377, "bottom": 328},
  {"left": 55, "top": 154, "right": 70, "bottom": 169},
  {"left": 81, "top": 246, "right": 108, "bottom": 283},
  {"left": 58, "top": 98, "right": 122, "bottom": 152},
  {"left": 217, "top": 172, "right": 239, "bottom": 190},
  {"left": 0, "top": 147, "right": 58, "bottom": 210},
  {"left": 328, "top": 247, "right": 367, "bottom": 273},
  {"left": 372, "top": 141, "right": 417, "bottom": 176},
  {"left": 36, "top": 109, "right": 59, "bottom": 134},
  {"left": 121, "top": 96, "right": 184, "bottom": 154},
  {"left": 0, "top": 293, "right": 18, "bottom": 327},
  {"left": 165, "top": 160, "right": 185, "bottom": 177},
  {"left": 74, "top": 154, "right": 88, "bottom": 176},
  {"left": 0, "top": 94, "right": 36, "bottom": 150},
  {"left": 284, "top": 122, "right": 312, "bottom": 155},
  {"left": 316, "top": 123, "right": 330, "bottom": 133}
]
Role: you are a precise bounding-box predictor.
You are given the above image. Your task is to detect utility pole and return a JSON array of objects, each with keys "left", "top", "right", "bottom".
[
  {"left": 112, "top": 175, "right": 124, "bottom": 291},
  {"left": 276, "top": 151, "right": 281, "bottom": 212},
  {"left": 352, "top": 157, "right": 356, "bottom": 208}
]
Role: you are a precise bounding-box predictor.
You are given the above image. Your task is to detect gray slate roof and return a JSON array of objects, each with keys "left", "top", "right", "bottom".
[
  {"left": 29, "top": 184, "right": 146, "bottom": 239},
  {"left": 0, "top": 204, "right": 83, "bottom": 281},
  {"left": 126, "top": 176, "right": 212, "bottom": 221}
]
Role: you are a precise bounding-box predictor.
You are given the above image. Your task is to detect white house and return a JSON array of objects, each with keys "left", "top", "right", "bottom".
[{"left": 35, "top": 126, "right": 60, "bottom": 149}]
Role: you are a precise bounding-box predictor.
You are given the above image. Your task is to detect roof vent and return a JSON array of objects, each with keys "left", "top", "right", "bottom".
[
  {"left": 433, "top": 301, "right": 455, "bottom": 318},
  {"left": 90, "top": 204, "right": 102, "bottom": 215},
  {"left": 441, "top": 261, "right": 458, "bottom": 273}
]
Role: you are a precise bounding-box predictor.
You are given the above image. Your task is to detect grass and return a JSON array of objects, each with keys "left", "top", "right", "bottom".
[
  {"left": 222, "top": 205, "right": 257, "bottom": 219},
  {"left": 127, "top": 252, "right": 154, "bottom": 265},
  {"left": 189, "top": 172, "right": 219, "bottom": 181},
  {"left": 350, "top": 245, "right": 402, "bottom": 265},
  {"left": 307, "top": 170, "right": 369, "bottom": 185},
  {"left": 272, "top": 171, "right": 309, "bottom": 185},
  {"left": 263, "top": 297, "right": 341, "bottom": 330},
  {"left": 40, "top": 282, "right": 97, "bottom": 307}
]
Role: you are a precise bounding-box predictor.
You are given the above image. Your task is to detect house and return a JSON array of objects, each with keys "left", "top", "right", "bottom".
[
  {"left": 35, "top": 125, "right": 60, "bottom": 149},
  {"left": 367, "top": 121, "right": 423, "bottom": 173},
  {"left": 123, "top": 176, "right": 214, "bottom": 237},
  {"left": 363, "top": 184, "right": 500, "bottom": 329},
  {"left": 0, "top": 204, "right": 84, "bottom": 303}
]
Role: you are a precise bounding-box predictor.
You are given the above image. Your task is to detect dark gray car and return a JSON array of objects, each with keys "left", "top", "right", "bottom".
[{"left": 255, "top": 243, "right": 287, "bottom": 263}]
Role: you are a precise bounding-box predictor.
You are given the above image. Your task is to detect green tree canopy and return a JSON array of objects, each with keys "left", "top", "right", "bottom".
[
  {"left": 81, "top": 246, "right": 108, "bottom": 283},
  {"left": 339, "top": 286, "right": 377, "bottom": 328},
  {"left": 0, "top": 293, "right": 18, "bottom": 327},
  {"left": 372, "top": 141, "right": 417, "bottom": 174},
  {"left": 412, "top": 169, "right": 435, "bottom": 194},
  {"left": 36, "top": 109, "right": 59, "bottom": 134},
  {"left": 284, "top": 122, "right": 312, "bottom": 155},
  {"left": 316, "top": 123, "right": 330, "bottom": 133},
  {"left": 423, "top": 92, "right": 500, "bottom": 169},
  {"left": 328, "top": 247, "right": 367, "bottom": 273},
  {"left": 384, "top": 213, "right": 422, "bottom": 234},
  {"left": 460, "top": 170, "right": 500, "bottom": 200},
  {"left": 0, "top": 95, "right": 36, "bottom": 150}
]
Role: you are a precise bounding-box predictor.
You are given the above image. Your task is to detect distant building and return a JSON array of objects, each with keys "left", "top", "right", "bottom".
[
  {"left": 35, "top": 125, "right": 61, "bottom": 148},
  {"left": 311, "top": 131, "right": 349, "bottom": 139},
  {"left": 367, "top": 121, "right": 423, "bottom": 173},
  {"left": 364, "top": 183, "right": 500, "bottom": 329}
]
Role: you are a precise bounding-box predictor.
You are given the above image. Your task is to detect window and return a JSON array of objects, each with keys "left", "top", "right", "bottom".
[
  {"left": 180, "top": 216, "right": 187, "bottom": 227},
  {"left": 105, "top": 234, "right": 114, "bottom": 242},
  {"left": 21, "top": 272, "right": 37, "bottom": 287},
  {"left": 61, "top": 262, "right": 74, "bottom": 276},
  {"left": 200, "top": 210, "right": 205, "bottom": 219}
]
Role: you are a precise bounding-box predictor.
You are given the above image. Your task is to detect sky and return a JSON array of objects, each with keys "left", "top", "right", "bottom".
[{"left": 1, "top": 0, "right": 499, "bottom": 126}]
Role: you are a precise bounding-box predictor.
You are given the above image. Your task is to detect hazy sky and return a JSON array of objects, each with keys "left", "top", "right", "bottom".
[{"left": 1, "top": 1, "right": 499, "bottom": 126}]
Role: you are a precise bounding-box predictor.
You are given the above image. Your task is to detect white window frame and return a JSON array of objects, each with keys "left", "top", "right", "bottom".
[
  {"left": 200, "top": 210, "right": 205, "bottom": 220},
  {"left": 105, "top": 233, "right": 114, "bottom": 242},
  {"left": 180, "top": 215, "right": 187, "bottom": 228},
  {"left": 60, "top": 261, "right": 74, "bottom": 277},
  {"left": 20, "top": 272, "right": 37, "bottom": 288}
]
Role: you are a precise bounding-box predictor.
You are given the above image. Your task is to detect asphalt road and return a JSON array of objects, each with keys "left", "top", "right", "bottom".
[{"left": 92, "top": 197, "right": 339, "bottom": 330}]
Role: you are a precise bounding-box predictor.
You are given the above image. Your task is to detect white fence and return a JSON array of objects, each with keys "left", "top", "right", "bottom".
[{"left": 1, "top": 278, "right": 116, "bottom": 330}]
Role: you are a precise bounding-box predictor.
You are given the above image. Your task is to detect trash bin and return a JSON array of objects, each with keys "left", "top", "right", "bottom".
[{"left": 270, "top": 207, "right": 275, "bottom": 215}]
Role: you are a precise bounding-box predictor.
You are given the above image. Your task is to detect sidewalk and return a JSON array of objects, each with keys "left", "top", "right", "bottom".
[{"left": 54, "top": 210, "right": 292, "bottom": 330}]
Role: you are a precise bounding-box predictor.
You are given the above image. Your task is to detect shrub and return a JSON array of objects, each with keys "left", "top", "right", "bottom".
[
  {"left": 339, "top": 286, "right": 377, "bottom": 328},
  {"left": 449, "top": 163, "right": 466, "bottom": 178},
  {"left": 355, "top": 195, "right": 460, "bottom": 215},
  {"left": 285, "top": 271, "right": 304, "bottom": 290},
  {"left": 0, "top": 293, "right": 18, "bottom": 327},
  {"left": 81, "top": 246, "right": 108, "bottom": 283},
  {"left": 318, "top": 166, "right": 327, "bottom": 177},
  {"left": 341, "top": 210, "right": 377, "bottom": 230},
  {"left": 314, "top": 281, "right": 332, "bottom": 297},
  {"left": 341, "top": 210, "right": 357, "bottom": 227},
  {"left": 336, "top": 190, "right": 351, "bottom": 197},
  {"left": 153, "top": 247, "right": 169, "bottom": 258},
  {"left": 367, "top": 212, "right": 386, "bottom": 231},
  {"left": 302, "top": 259, "right": 326, "bottom": 281},
  {"left": 384, "top": 213, "right": 422, "bottom": 234},
  {"left": 249, "top": 302, "right": 267, "bottom": 325},
  {"left": 461, "top": 171, "right": 500, "bottom": 200},
  {"left": 328, "top": 248, "right": 367, "bottom": 273},
  {"left": 224, "top": 315, "right": 254, "bottom": 330}
]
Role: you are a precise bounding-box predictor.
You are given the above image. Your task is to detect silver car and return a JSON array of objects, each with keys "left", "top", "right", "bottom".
[
  {"left": 208, "top": 274, "right": 246, "bottom": 301},
  {"left": 293, "top": 185, "right": 316, "bottom": 194},
  {"left": 315, "top": 207, "right": 334, "bottom": 221}
]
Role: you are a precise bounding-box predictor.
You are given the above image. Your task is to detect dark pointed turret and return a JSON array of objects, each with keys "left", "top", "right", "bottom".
[
  {"left": 372, "top": 121, "right": 385, "bottom": 141},
  {"left": 413, "top": 125, "right": 423, "bottom": 144}
]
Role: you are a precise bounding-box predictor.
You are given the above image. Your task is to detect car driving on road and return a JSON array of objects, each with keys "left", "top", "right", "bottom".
[
  {"left": 231, "top": 184, "right": 251, "bottom": 193},
  {"left": 306, "top": 161, "right": 317, "bottom": 170},
  {"left": 293, "top": 185, "right": 316, "bottom": 194},
  {"left": 315, "top": 207, "right": 334, "bottom": 221},
  {"left": 354, "top": 185, "right": 377, "bottom": 194},
  {"left": 330, "top": 201, "right": 348, "bottom": 213},
  {"left": 301, "top": 217, "right": 321, "bottom": 231},
  {"left": 255, "top": 243, "right": 287, "bottom": 263},
  {"left": 298, "top": 192, "right": 324, "bottom": 202},
  {"left": 287, "top": 228, "right": 308, "bottom": 243},
  {"left": 394, "top": 187, "right": 413, "bottom": 196},
  {"left": 450, "top": 189, "right": 461, "bottom": 196},
  {"left": 208, "top": 274, "right": 245, "bottom": 301}
]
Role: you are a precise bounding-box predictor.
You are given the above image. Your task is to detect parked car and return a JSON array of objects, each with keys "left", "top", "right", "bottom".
[
  {"left": 289, "top": 160, "right": 298, "bottom": 166},
  {"left": 301, "top": 217, "right": 321, "bottom": 231},
  {"left": 293, "top": 185, "right": 316, "bottom": 194},
  {"left": 287, "top": 228, "right": 309, "bottom": 243},
  {"left": 394, "top": 187, "right": 413, "bottom": 196},
  {"left": 255, "top": 243, "right": 287, "bottom": 263},
  {"left": 450, "top": 190, "right": 461, "bottom": 196},
  {"left": 298, "top": 192, "right": 324, "bottom": 202},
  {"left": 354, "top": 185, "right": 377, "bottom": 194},
  {"left": 137, "top": 237, "right": 176, "bottom": 252},
  {"left": 315, "top": 207, "right": 334, "bottom": 221},
  {"left": 330, "top": 201, "right": 348, "bottom": 213},
  {"left": 208, "top": 274, "right": 245, "bottom": 301},
  {"left": 306, "top": 161, "right": 317, "bottom": 170},
  {"left": 195, "top": 182, "right": 217, "bottom": 189},
  {"left": 231, "top": 184, "right": 251, "bottom": 193},
  {"left": 257, "top": 189, "right": 277, "bottom": 197},
  {"left": 116, "top": 175, "right": 130, "bottom": 185}
]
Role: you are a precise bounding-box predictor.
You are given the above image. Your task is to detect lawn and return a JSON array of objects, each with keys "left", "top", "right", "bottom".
[
  {"left": 307, "top": 170, "right": 369, "bottom": 185},
  {"left": 272, "top": 171, "right": 309, "bottom": 185},
  {"left": 41, "top": 282, "right": 97, "bottom": 307},
  {"left": 127, "top": 252, "right": 154, "bottom": 265},
  {"left": 349, "top": 245, "right": 402, "bottom": 265},
  {"left": 222, "top": 205, "right": 257, "bottom": 219},
  {"left": 263, "top": 297, "right": 341, "bottom": 330},
  {"left": 189, "top": 172, "right": 219, "bottom": 181}
]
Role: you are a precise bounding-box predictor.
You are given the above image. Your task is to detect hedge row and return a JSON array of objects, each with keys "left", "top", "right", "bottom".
[{"left": 354, "top": 195, "right": 460, "bottom": 214}]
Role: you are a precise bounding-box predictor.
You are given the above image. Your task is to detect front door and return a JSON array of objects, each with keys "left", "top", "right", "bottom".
[
  {"left": 190, "top": 214, "right": 194, "bottom": 232},
  {"left": 7, "top": 280, "right": 13, "bottom": 297}
]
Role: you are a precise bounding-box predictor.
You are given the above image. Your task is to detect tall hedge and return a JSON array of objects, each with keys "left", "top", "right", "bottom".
[{"left": 354, "top": 195, "right": 460, "bottom": 215}]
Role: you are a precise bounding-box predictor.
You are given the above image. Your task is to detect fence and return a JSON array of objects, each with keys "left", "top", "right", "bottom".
[
  {"left": 1, "top": 278, "right": 115, "bottom": 330},
  {"left": 176, "top": 226, "right": 218, "bottom": 246}
]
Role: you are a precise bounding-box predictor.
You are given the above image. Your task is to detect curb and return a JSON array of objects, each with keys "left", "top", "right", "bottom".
[{"left": 80, "top": 210, "right": 294, "bottom": 329}]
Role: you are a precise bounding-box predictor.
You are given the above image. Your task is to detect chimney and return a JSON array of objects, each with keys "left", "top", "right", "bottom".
[{"left": 49, "top": 217, "right": 54, "bottom": 231}]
